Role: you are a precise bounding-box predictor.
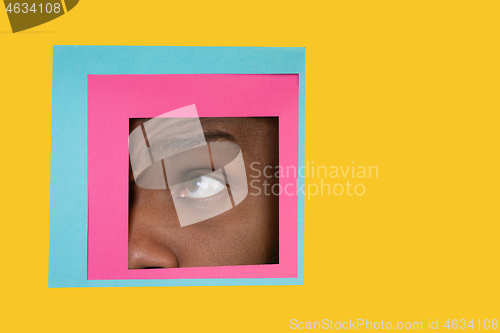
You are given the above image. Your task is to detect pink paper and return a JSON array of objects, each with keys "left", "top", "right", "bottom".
[{"left": 88, "top": 74, "right": 298, "bottom": 280}]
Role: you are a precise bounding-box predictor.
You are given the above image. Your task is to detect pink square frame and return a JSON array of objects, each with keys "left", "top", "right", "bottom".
[{"left": 87, "top": 74, "right": 298, "bottom": 280}]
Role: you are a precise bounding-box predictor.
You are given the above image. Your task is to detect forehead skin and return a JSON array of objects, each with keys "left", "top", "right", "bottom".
[{"left": 128, "top": 117, "right": 279, "bottom": 268}]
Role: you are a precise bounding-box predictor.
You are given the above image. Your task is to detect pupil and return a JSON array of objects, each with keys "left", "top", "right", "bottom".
[{"left": 188, "top": 177, "right": 202, "bottom": 192}]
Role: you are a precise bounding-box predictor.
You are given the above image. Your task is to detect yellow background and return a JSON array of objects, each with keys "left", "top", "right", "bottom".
[{"left": 1, "top": 1, "right": 499, "bottom": 332}]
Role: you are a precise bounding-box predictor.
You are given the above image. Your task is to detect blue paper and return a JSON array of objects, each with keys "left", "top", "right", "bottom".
[{"left": 49, "top": 46, "right": 305, "bottom": 287}]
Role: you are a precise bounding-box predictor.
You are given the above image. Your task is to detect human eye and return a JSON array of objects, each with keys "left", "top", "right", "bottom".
[{"left": 177, "top": 175, "right": 226, "bottom": 199}]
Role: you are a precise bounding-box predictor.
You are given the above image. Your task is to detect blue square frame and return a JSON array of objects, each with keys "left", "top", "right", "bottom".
[{"left": 49, "top": 46, "right": 305, "bottom": 287}]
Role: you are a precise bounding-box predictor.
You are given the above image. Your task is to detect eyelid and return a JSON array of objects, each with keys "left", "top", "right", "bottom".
[{"left": 181, "top": 168, "right": 226, "bottom": 185}]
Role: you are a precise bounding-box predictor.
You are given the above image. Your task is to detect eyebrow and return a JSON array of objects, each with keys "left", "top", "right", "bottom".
[
  {"left": 130, "top": 117, "right": 239, "bottom": 168},
  {"left": 147, "top": 129, "right": 237, "bottom": 160}
]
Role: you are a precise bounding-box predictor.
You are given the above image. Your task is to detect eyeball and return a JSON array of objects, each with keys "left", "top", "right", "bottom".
[{"left": 178, "top": 176, "right": 225, "bottom": 199}]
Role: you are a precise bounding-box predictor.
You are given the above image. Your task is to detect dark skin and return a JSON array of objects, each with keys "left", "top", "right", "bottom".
[{"left": 128, "top": 117, "right": 279, "bottom": 269}]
